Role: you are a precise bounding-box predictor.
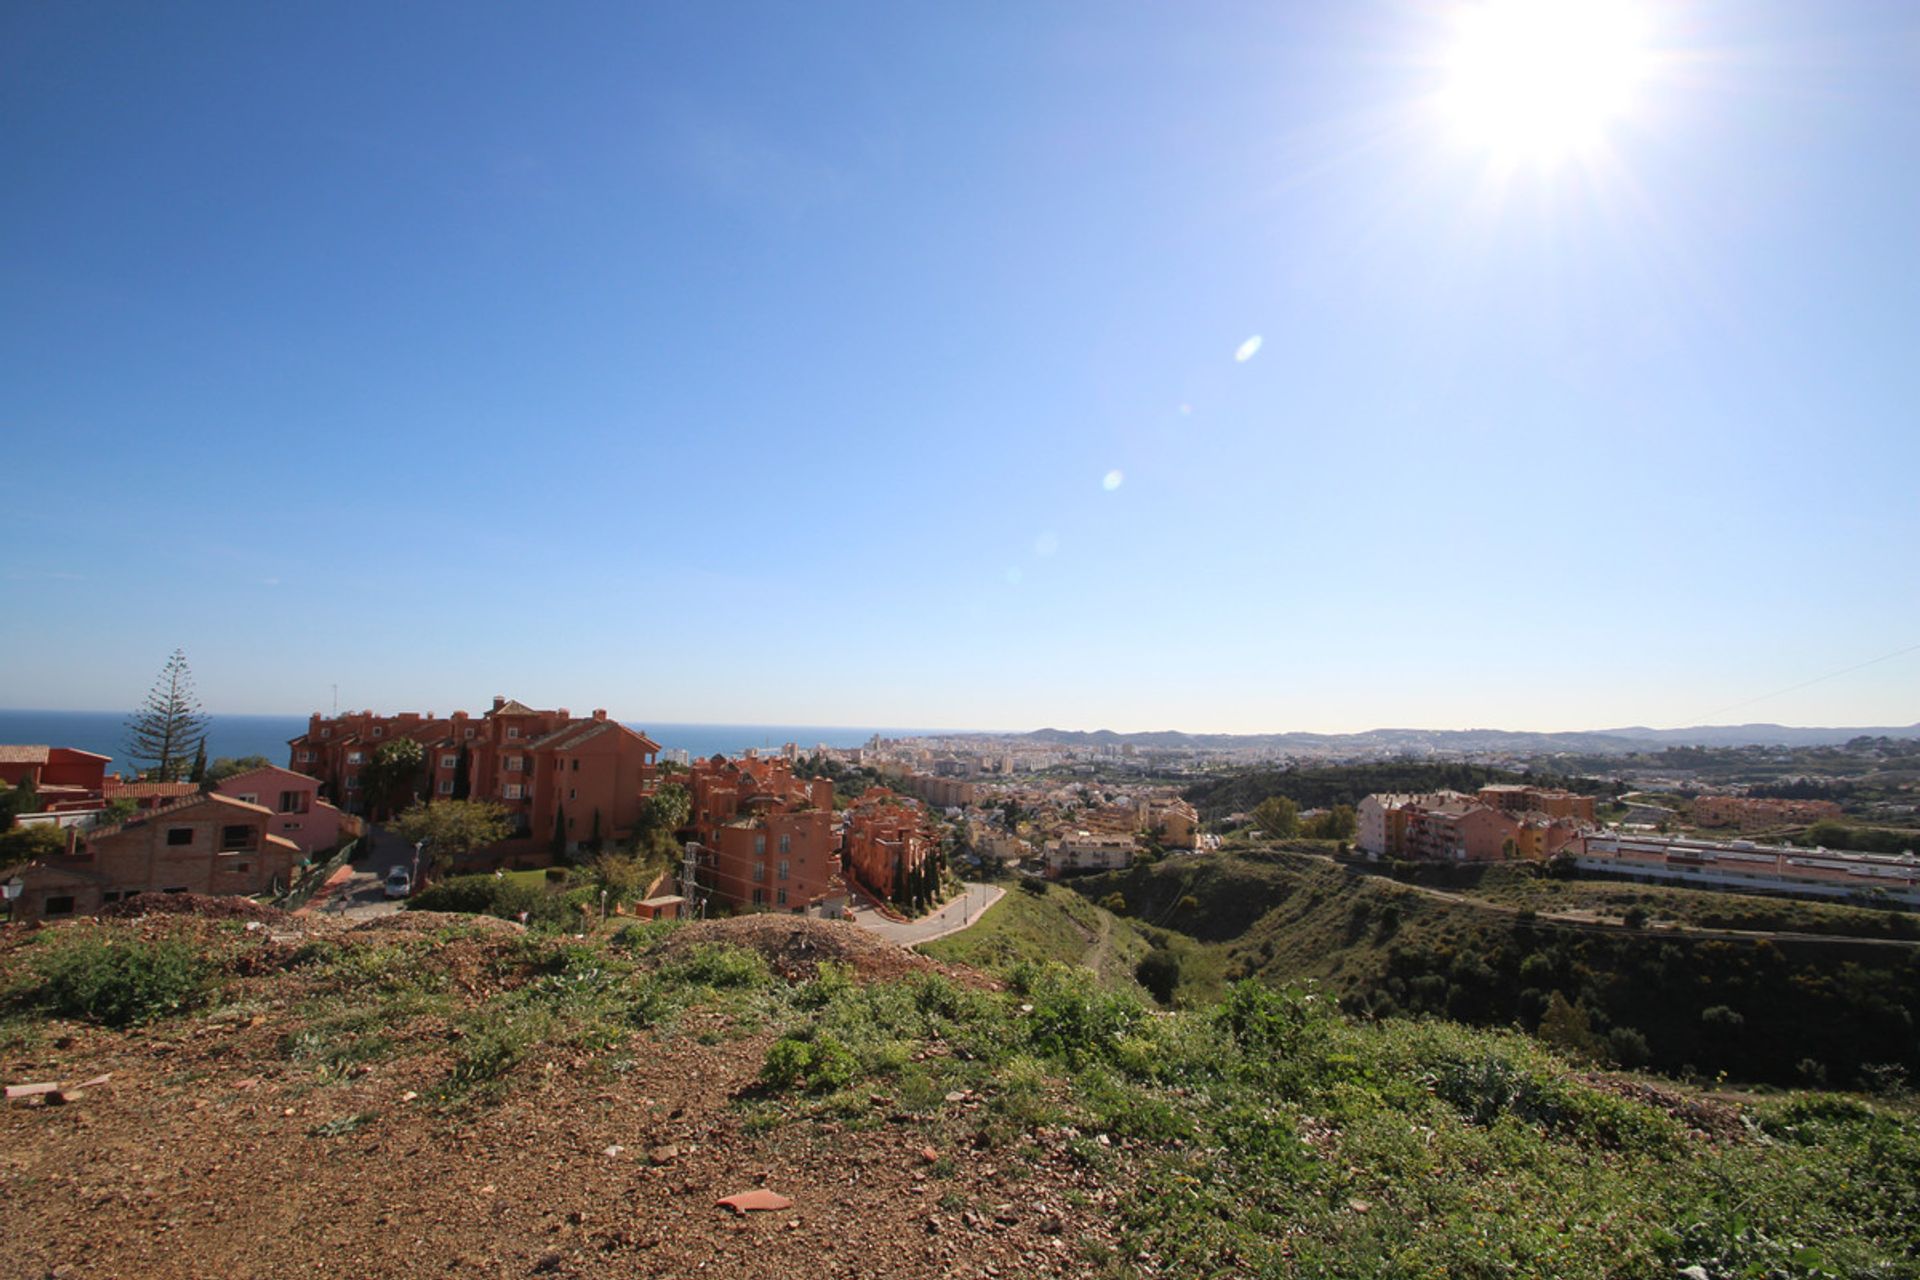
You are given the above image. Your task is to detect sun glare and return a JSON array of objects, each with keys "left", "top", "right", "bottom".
[{"left": 1439, "top": 0, "right": 1651, "bottom": 165}]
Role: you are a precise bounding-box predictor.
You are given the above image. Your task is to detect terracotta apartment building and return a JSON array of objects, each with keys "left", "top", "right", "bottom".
[
  {"left": 1, "top": 792, "right": 301, "bottom": 923},
  {"left": 841, "top": 789, "right": 937, "bottom": 903},
  {"left": 289, "top": 696, "right": 662, "bottom": 865},
  {"left": 681, "top": 754, "right": 843, "bottom": 914},
  {"left": 1357, "top": 789, "right": 1587, "bottom": 862}
]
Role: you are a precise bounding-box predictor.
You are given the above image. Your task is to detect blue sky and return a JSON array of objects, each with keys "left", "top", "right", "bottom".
[{"left": 4, "top": 2, "right": 1916, "bottom": 733}]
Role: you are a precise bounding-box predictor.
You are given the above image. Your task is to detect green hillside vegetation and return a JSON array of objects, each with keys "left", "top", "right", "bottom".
[
  {"left": 1183, "top": 762, "right": 1619, "bottom": 822},
  {"left": 6, "top": 914, "right": 1918, "bottom": 1278},
  {"left": 1380, "top": 858, "right": 1920, "bottom": 940},
  {"left": 917, "top": 880, "right": 1154, "bottom": 996},
  {"left": 1067, "top": 851, "right": 1920, "bottom": 1088}
]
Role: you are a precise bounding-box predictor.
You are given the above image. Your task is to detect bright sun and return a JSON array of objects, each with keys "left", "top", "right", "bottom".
[{"left": 1439, "top": 0, "right": 1651, "bottom": 165}]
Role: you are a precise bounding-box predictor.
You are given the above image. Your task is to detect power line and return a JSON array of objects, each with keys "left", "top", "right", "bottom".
[{"left": 1680, "top": 639, "right": 1920, "bottom": 728}]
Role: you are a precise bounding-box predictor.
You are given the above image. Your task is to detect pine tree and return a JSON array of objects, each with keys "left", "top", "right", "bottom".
[{"left": 125, "top": 649, "right": 209, "bottom": 781}]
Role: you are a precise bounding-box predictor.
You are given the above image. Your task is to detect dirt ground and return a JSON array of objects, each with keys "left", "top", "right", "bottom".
[{"left": 0, "top": 911, "right": 1123, "bottom": 1279}]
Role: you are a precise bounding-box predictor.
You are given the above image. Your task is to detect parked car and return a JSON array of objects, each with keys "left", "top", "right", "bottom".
[{"left": 384, "top": 865, "right": 412, "bottom": 899}]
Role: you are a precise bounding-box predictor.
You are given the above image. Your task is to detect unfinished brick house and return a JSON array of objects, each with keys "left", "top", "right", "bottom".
[{"left": 0, "top": 792, "right": 300, "bottom": 923}]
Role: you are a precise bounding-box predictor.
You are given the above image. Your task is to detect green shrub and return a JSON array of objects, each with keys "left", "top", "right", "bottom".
[
  {"left": 26, "top": 932, "right": 212, "bottom": 1027},
  {"left": 760, "top": 1031, "right": 859, "bottom": 1093}
]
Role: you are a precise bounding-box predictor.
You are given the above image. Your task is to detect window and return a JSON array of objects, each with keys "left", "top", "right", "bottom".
[
  {"left": 231, "top": 861, "right": 250, "bottom": 873},
  {"left": 571, "top": 759, "right": 579, "bottom": 772},
  {"left": 503, "top": 784, "right": 523, "bottom": 800},
  {"left": 779, "top": 834, "right": 791, "bottom": 855},
  {"left": 753, "top": 861, "right": 767, "bottom": 883},
  {"left": 220, "top": 825, "right": 256, "bottom": 852},
  {"left": 372, "top": 726, "right": 383, "bottom": 738},
  {"left": 440, "top": 754, "right": 456, "bottom": 769},
  {"left": 279, "top": 791, "right": 305, "bottom": 814},
  {"left": 778, "top": 859, "right": 789, "bottom": 881},
  {"left": 281, "top": 821, "right": 301, "bottom": 831},
  {"left": 752, "top": 888, "right": 766, "bottom": 906},
  {"left": 776, "top": 888, "right": 788, "bottom": 906},
  {"left": 237, "top": 793, "right": 257, "bottom": 805},
  {"left": 44, "top": 896, "right": 75, "bottom": 917},
  {"left": 101, "top": 891, "right": 121, "bottom": 905},
  {"left": 438, "top": 779, "right": 453, "bottom": 795},
  {"left": 508, "top": 727, "right": 521, "bottom": 740},
  {"left": 464, "top": 728, "right": 475, "bottom": 740},
  {"left": 568, "top": 788, "right": 576, "bottom": 801},
  {"left": 505, "top": 757, "right": 523, "bottom": 772},
  {"left": 299, "top": 750, "right": 314, "bottom": 763},
  {"left": 321, "top": 728, "right": 332, "bottom": 739},
  {"left": 347, "top": 751, "right": 364, "bottom": 765},
  {"left": 166, "top": 828, "right": 193, "bottom": 847},
  {"left": 753, "top": 834, "right": 766, "bottom": 856},
  {"left": 345, "top": 777, "right": 360, "bottom": 790}
]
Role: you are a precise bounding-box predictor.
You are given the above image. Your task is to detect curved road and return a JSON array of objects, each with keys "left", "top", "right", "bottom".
[{"left": 848, "top": 881, "right": 1005, "bottom": 947}]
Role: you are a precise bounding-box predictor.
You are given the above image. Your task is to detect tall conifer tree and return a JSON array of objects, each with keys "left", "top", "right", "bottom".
[{"left": 125, "top": 649, "right": 208, "bottom": 781}]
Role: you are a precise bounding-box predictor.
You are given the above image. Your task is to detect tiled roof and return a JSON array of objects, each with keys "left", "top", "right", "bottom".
[
  {"left": 0, "top": 745, "right": 51, "bottom": 765},
  {"left": 103, "top": 779, "right": 201, "bottom": 800},
  {"left": 492, "top": 699, "right": 542, "bottom": 716}
]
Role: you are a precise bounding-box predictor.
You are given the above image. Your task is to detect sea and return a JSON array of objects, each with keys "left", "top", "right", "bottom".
[{"left": 0, "top": 710, "right": 955, "bottom": 774}]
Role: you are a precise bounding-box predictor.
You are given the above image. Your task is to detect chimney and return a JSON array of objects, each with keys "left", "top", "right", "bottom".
[
  {"left": 593, "top": 709, "right": 608, "bottom": 722},
  {"left": 492, "top": 696, "right": 505, "bottom": 711}
]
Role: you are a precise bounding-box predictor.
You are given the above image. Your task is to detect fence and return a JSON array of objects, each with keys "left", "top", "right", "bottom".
[{"left": 274, "top": 838, "right": 359, "bottom": 911}]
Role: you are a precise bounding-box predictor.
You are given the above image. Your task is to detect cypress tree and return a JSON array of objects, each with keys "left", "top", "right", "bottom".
[
  {"left": 452, "top": 743, "right": 471, "bottom": 800},
  {"left": 125, "top": 649, "right": 209, "bottom": 781}
]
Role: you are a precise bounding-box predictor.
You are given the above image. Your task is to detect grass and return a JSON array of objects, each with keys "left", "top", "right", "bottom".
[
  {"left": 752, "top": 961, "right": 1920, "bottom": 1279},
  {"left": 918, "top": 880, "right": 1153, "bottom": 994},
  {"left": 6, "top": 912, "right": 1919, "bottom": 1278}
]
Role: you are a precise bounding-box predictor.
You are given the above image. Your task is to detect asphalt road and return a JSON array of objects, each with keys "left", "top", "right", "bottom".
[{"left": 849, "top": 881, "right": 1006, "bottom": 948}]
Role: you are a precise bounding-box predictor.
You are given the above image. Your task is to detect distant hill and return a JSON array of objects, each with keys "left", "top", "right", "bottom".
[{"left": 1013, "top": 722, "right": 1920, "bottom": 755}]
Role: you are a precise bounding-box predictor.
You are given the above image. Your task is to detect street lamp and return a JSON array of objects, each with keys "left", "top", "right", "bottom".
[{"left": 412, "top": 840, "right": 425, "bottom": 892}]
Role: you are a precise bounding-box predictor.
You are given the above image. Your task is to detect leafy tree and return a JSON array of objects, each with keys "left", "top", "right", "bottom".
[
  {"left": 0, "top": 779, "right": 38, "bottom": 824},
  {"left": 1536, "top": 991, "right": 1606, "bottom": 1062},
  {"left": 360, "top": 738, "right": 425, "bottom": 819},
  {"left": 391, "top": 799, "right": 511, "bottom": 862},
  {"left": 1252, "top": 795, "right": 1300, "bottom": 839},
  {"left": 628, "top": 784, "right": 690, "bottom": 871},
  {"left": 0, "top": 823, "right": 69, "bottom": 862},
  {"left": 205, "top": 755, "right": 273, "bottom": 783},
  {"left": 124, "top": 649, "right": 208, "bottom": 781}
]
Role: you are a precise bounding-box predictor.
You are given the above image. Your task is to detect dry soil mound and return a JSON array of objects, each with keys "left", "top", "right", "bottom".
[
  {"left": 350, "top": 910, "right": 526, "bottom": 935},
  {"left": 97, "top": 892, "right": 292, "bottom": 925}
]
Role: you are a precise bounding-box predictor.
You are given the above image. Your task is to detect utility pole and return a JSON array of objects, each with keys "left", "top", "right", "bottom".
[{"left": 681, "top": 840, "right": 703, "bottom": 918}]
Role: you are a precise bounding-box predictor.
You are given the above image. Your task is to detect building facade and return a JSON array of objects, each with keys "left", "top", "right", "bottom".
[
  {"left": 1, "top": 793, "right": 300, "bottom": 923},
  {"left": 211, "top": 764, "right": 349, "bottom": 856}
]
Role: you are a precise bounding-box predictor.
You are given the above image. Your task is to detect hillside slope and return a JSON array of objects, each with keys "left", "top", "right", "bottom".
[
  {"left": 1, "top": 905, "right": 1917, "bottom": 1279},
  {"left": 1068, "top": 851, "right": 1920, "bottom": 1087}
]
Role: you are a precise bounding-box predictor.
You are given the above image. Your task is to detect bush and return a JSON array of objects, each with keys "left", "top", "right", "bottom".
[
  {"left": 760, "top": 1032, "right": 859, "bottom": 1093},
  {"left": 1100, "top": 892, "right": 1127, "bottom": 915},
  {"left": 1018, "top": 877, "right": 1049, "bottom": 896},
  {"left": 26, "top": 932, "right": 212, "bottom": 1027}
]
